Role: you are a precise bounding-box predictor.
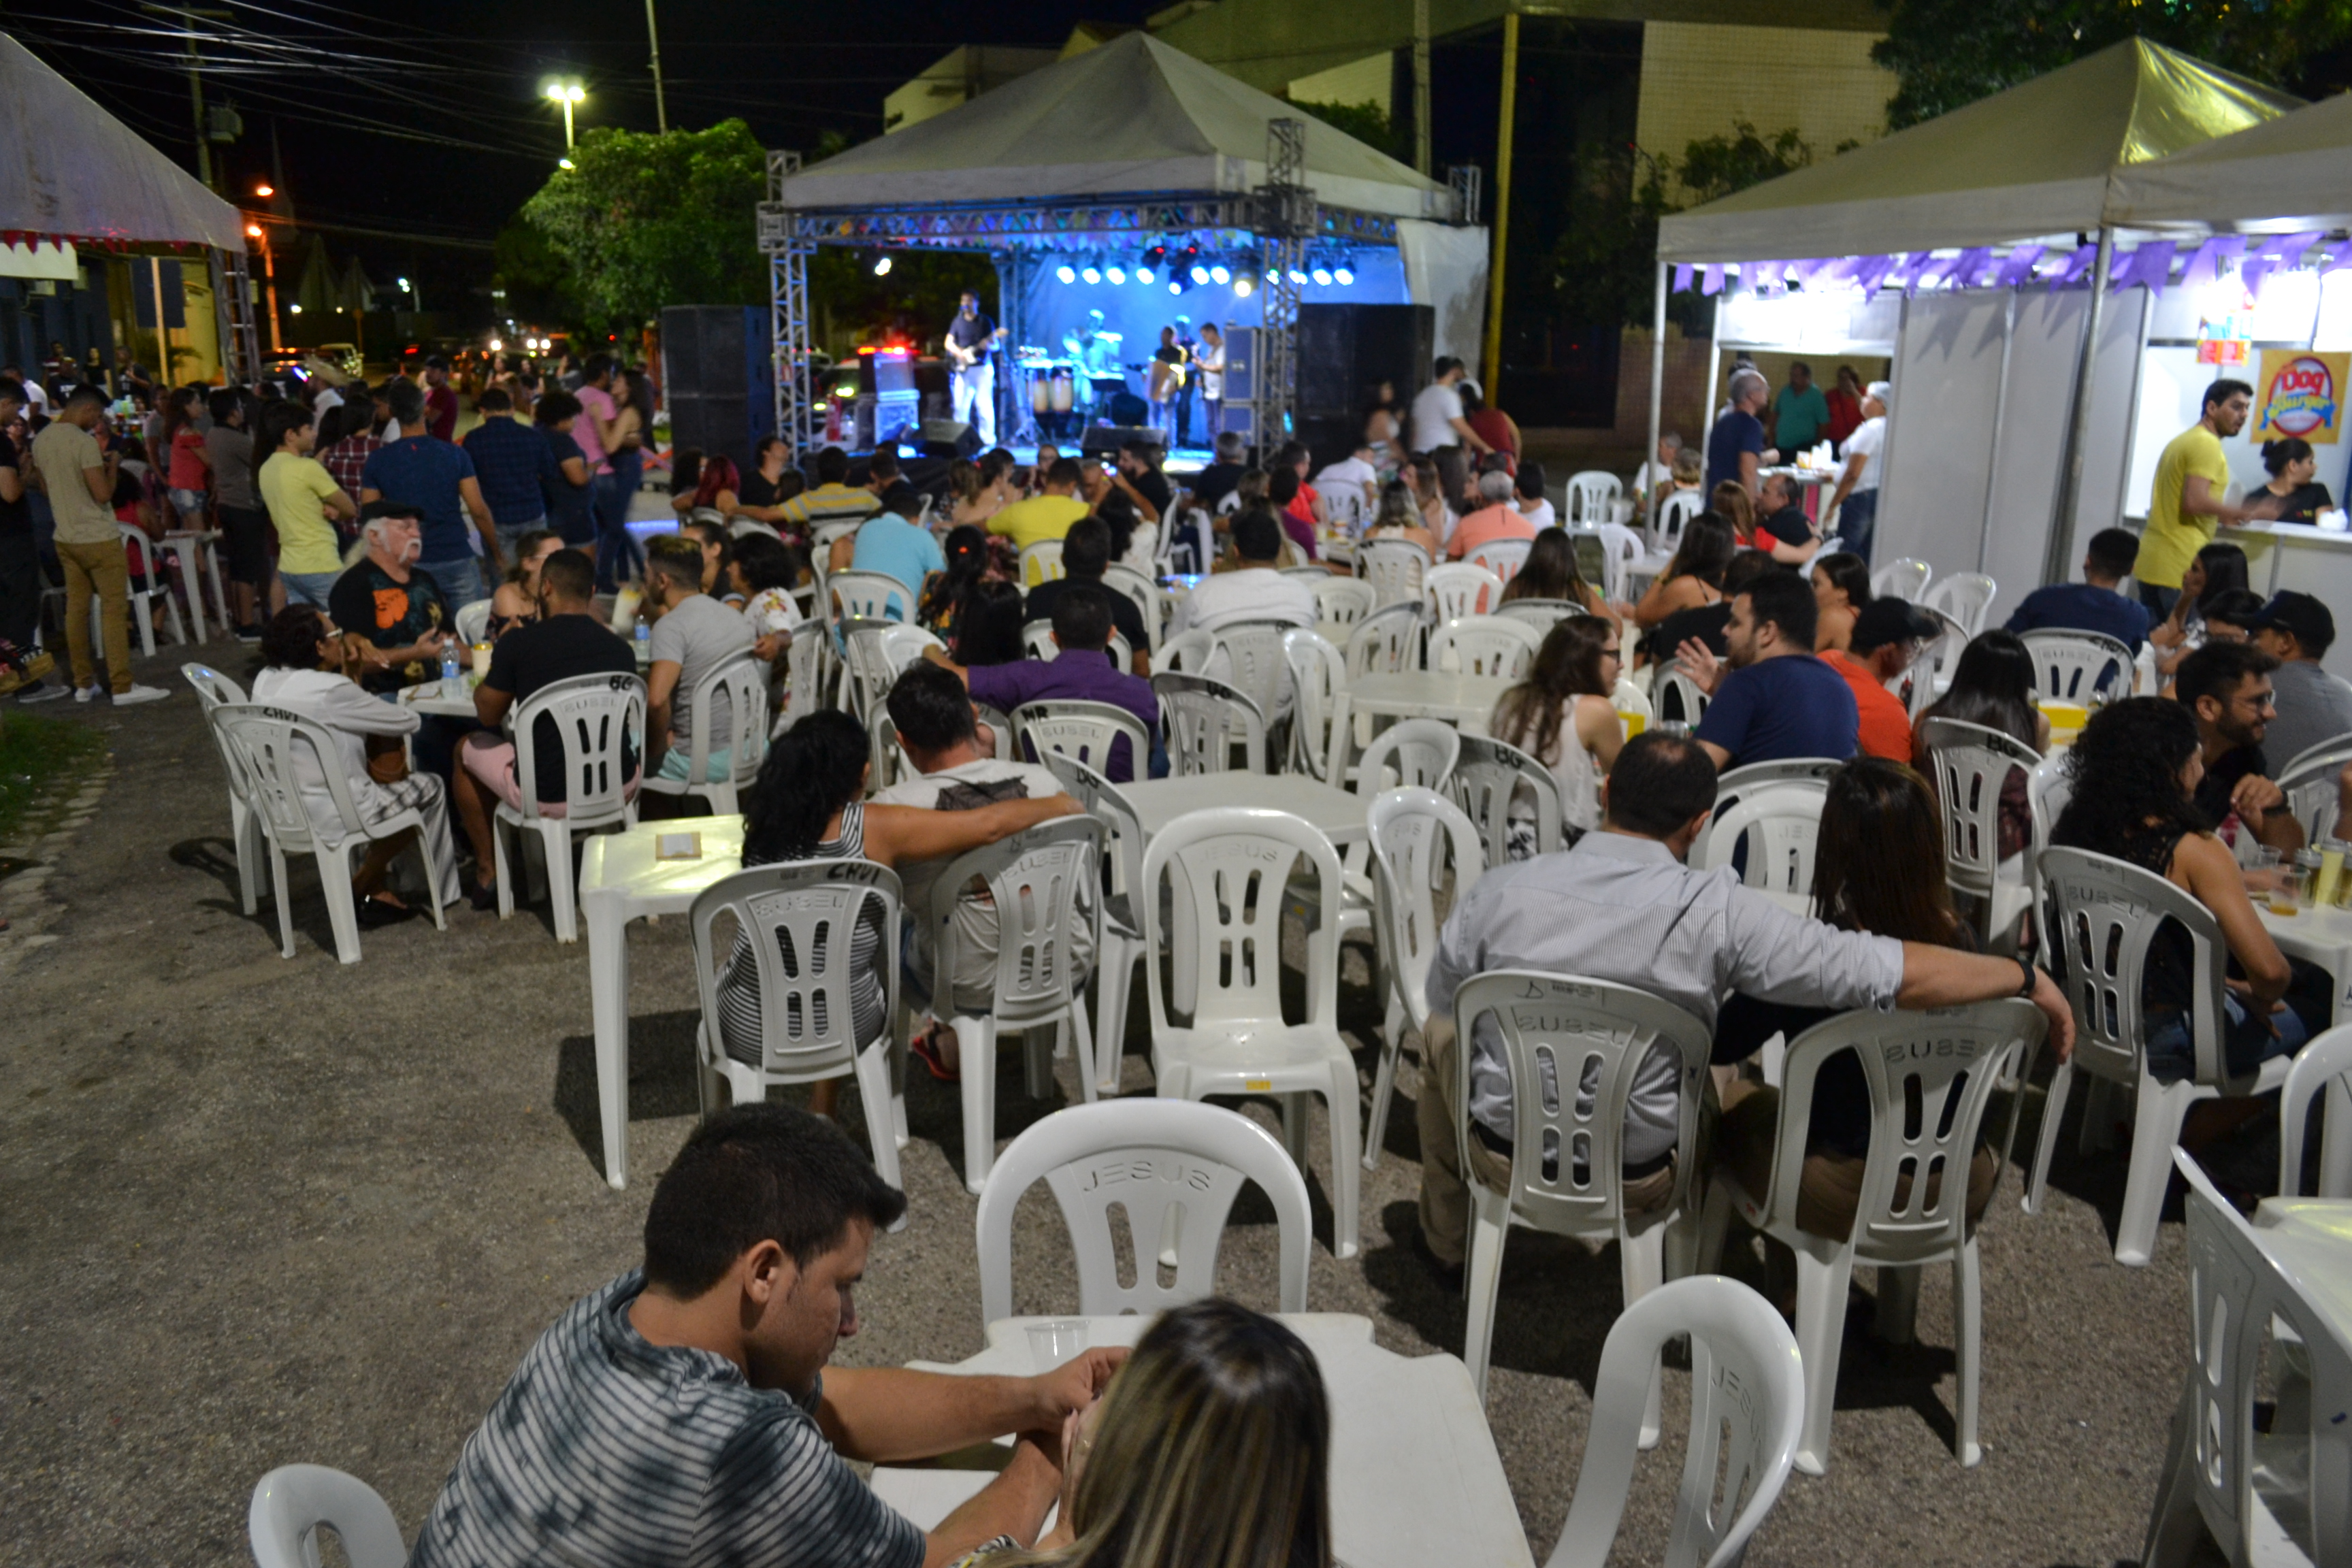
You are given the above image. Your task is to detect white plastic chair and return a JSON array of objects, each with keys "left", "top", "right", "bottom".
[
  {"left": 1564, "top": 470, "right": 1622, "bottom": 527},
  {"left": 1594, "top": 522, "right": 1646, "bottom": 602},
  {"left": 1871, "top": 557, "right": 1932, "bottom": 603},
  {"left": 1360, "top": 537, "right": 1431, "bottom": 609},
  {"left": 975, "top": 1098, "right": 1313, "bottom": 1322},
  {"left": 1650, "top": 666, "right": 1712, "bottom": 728},
  {"left": 778, "top": 619, "right": 831, "bottom": 734},
  {"left": 1141, "top": 807, "right": 1365, "bottom": 1257},
  {"left": 1924, "top": 571, "right": 1997, "bottom": 636},
  {"left": 1012, "top": 698, "right": 1149, "bottom": 783},
  {"left": 1428, "top": 615, "right": 1541, "bottom": 679},
  {"left": 2278, "top": 739, "right": 2352, "bottom": 847},
  {"left": 1154, "top": 670, "right": 1267, "bottom": 774},
  {"left": 840, "top": 620, "right": 941, "bottom": 723},
  {"left": 453, "top": 598, "right": 492, "bottom": 647},
  {"left": 1899, "top": 604, "right": 1972, "bottom": 719},
  {"left": 1648, "top": 487, "right": 1704, "bottom": 556},
  {"left": 1311, "top": 574, "right": 1377, "bottom": 631},
  {"left": 2142, "top": 1149, "right": 2352, "bottom": 1568},
  {"left": 689, "top": 860, "right": 907, "bottom": 1197},
  {"left": 1017, "top": 538, "right": 1066, "bottom": 587},
  {"left": 1343, "top": 602, "right": 1426, "bottom": 679},
  {"left": 1282, "top": 627, "right": 1351, "bottom": 783},
  {"left": 185, "top": 664, "right": 263, "bottom": 915},
  {"left": 638, "top": 652, "right": 768, "bottom": 817},
  {"left": 1545, "top": 1275, "right": 1806, "bottom": 1568},
  {"left": 1468, "top": 536, "right": 1533, "bottom": 584},
  {"left": 2027, "top": 847, "right": 2297, "bottom": 1264},
  {"left": 2020, "top": 628, "right": 2134, "bottom": 704},
  {"left": 1424, "top": 561, "right": 1503, "bottom": 622},
  {"left": 1712, "top": 757, "right": 1840, "bottom": 814},
  {"left": 1019, "top": 619, "right": 1132, "bottom": 672},
  {"left": 1493, "top": 597, "right": 1586, "bottom": 638},
  {"left": 118, "top": 523, "right": 189, "bottom": 656},
  {"left": 931, "top": 819, "right": 1103, "bottom": 1193},
  {"left": 1919, "top": 717, "right": 2042, "bottom": 952},
  {"left": 491, "top": 673, "right": 645, "bottom": 943},
  {"left": 1365, "top": 787, "right": 1483, "bottom": 1171},
  {"left": 2280, "top": 1023, "right": 2352, "bottom": 1198},
  {"left": 1450, "top": 732, "right": 1565, "bottom": 865},
  {"left": 1354, "top": 716, "right": 1460, "bottom": 797},
  {"left": 212, "top": 703, "right": 451, "bottom": 965},
  {"left": 1101, "top": 563, "right": 1165, "bottom": 654},
  {"left": 1198, "top": 620, "right": 1290, "bottom": 723},
  {"left": 1452, "top": 970, "right": 1714, "bottom": 1428},
  {"left": 1699, "top": 1000, "right": 2044, "bottom": 1473},
  {"left": 248, "top": 1465, "right": 405, "bottom": 1568},
  {"left": 1038, "top": 750, "right": 1147, "bottom": 1098},
  {"left": 828, "top": 568, "right": 912, "bottom": 623},
  {"left": 1688, "top": 780, "right": 1826, "bottom": 902},
  {"left": 1612, "top": 673, "right": 1654, "bottom": 730}
]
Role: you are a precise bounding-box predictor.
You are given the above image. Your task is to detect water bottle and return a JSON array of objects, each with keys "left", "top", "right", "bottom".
[
  {"left": 635, "top": 619, "right": 652, "bottom": 655},
  {"left": 440, "top": 640, "right": 461, "bottom": 687}
]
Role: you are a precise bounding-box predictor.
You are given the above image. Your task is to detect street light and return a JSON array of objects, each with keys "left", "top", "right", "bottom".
[
  {"left": 542, "top": 78, "right": 586, "bottom": 148},
  {"left": 255, "top": 183, "right": 273, "bottom": 197}
]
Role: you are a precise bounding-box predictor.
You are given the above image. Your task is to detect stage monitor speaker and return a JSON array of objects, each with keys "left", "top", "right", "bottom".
[
  {"left": 661, "top": 304, "right": 772, "bottom": 473},
  {"left": 919, "top": 419, "right": 979, "bottom": 460},
  {"left": 1105, "top": 391, "right": 1149, "bottom": 427},
  {"left": 1296, "top": 304, "right": 1432, "bottom": 423},
  {"left": 1081, "top": 425, "right": 1157, "bottom": 457}
]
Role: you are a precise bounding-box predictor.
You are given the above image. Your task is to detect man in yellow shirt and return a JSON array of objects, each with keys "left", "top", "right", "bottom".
[
  {"left": 986, "top": 457, "right": 1089, "bottom": 564},
  {"left": 2134, "top": 378, "right": 2278, "bottom": 615}
]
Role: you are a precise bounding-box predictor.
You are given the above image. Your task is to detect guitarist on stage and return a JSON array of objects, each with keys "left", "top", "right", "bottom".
[
  {"left": 945, "top": 289, "right": 1001, "bottom": 446},
  {"left": 1147, "top": 324, "right": 1190, "bottom": 444}
]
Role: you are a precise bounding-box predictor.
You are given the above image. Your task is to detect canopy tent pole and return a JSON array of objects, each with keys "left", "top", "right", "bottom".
[
  {"left": 2048, "top": 226, "right": 2114, "bottom": 587},
  {"left": 1697, "top": 295, "right": 1723, "bottom": 480},
  {"left": 1978, "top": 288, "right": 2019, "bottom": 575},
  {"left": 1645, "top": 260, "right": 1666, "bottom": 533},
  {"left": 1480, "top": 12, "right": 1519, "bottom": 396}
]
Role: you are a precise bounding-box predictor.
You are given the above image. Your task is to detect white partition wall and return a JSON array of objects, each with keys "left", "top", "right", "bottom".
[{"left": 1872, "top": 292, "right": 2008, "bottom": 591}]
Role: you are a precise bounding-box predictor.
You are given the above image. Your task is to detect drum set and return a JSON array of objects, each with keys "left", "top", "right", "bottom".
[{"left": 1011, "top": 329, "right": 1128, "bottom": 443}]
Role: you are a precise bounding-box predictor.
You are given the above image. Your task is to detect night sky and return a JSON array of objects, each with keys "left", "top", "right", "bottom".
[{"left": 4, "top": 0, "right": 1162, "bottom": 304}]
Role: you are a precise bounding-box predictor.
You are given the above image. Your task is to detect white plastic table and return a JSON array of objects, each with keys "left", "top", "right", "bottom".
[
  {"left": 2247, "top": 1201, "right": 2352, "bottom": 1341},
  {"left": 159, "top": 530, "right": 230, "bottom": 640},
  {"left": 1119, "top": 774, "right": 1368, "bottom": 845},
  {"left": 1348, "top": 671, "right": 1513, "bottom": 735},
  {"left": 396, "top": 677, "right": 482, "bottom": 720},
  {"left": 576, "top": 815, "right": 747, "bottom": 1188},
  {"left": 870, "top": 1313, "right": 1535, "bottom": 1568}
]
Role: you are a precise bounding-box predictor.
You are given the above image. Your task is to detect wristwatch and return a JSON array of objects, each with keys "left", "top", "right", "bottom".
[{"left": 2014, "top": 956, "right": 2037, "bottom": 997}]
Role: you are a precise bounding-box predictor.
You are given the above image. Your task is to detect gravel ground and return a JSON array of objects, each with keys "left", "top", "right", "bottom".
[{"left": 0, "top": 649, "right": 2198, "bottom": 1567}]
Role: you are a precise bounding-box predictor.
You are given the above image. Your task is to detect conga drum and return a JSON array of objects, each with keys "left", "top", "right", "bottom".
[
  {"left": 1030, "top": 368, "right": 1054, "bottom": 416},
  {"left": 1049, "top": 367, "right": 1075, "bottom": 414}
]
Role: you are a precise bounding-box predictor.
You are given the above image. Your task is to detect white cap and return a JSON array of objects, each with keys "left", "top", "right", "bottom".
[{"left": 1867, "top": 380, "right": 1893, "bottom": 410}]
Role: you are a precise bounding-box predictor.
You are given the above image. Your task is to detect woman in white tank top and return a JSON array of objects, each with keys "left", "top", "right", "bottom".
[{"left": 1488, "top": 616, "right": 1626, "bottom": 858}]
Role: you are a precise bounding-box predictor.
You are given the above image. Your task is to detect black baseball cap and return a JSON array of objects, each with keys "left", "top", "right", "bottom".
[
  {"left": 1850, "top": 598, "right": 1941, "bottom": 653},
  {"left": 2247, "top": 591, "right": 2336, "bottom": 653}
]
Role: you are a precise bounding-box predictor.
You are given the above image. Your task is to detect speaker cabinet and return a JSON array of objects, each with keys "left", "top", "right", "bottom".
[
  {"left": 1296, "top": 304, "right": 1433, "bottom": 423},
  {"left": 661, "top": 305, "right": 770, "bottom": 474}
]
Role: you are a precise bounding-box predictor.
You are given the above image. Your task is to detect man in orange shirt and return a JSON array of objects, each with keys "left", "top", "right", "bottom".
[
  {"left": 1446, "top": 468, "right": 1538, "bottom": 560},
  {"left": 1820, "top": 598, "right": 1938, "bottom": 762}
]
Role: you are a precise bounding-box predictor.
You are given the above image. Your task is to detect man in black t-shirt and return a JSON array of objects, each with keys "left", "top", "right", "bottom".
[
  {"left": 328, "top": 501, "right": 453, "bottom": 692},
  {"left": 2176, "top": 639, "right": 2302, "bottom": 857},
  {"left": 1752, "top": 472, "right": 1821, "bottom": 566},
  {"left": 945, "top": 291, "right": 998, "bottom": 447},
  {"left": 1022, "top": 517, "right": 1150, "bottom": 674},
  {"left": 0, "top": 376, "right": 64, "bottom": 702},
  {"left": 448, "top": 548, "right": 640, "bottom": 907}
]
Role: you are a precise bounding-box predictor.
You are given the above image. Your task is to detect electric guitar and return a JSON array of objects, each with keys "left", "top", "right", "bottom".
[{"left": 945, "top": 327, "right": 1007, "bottom": 371}]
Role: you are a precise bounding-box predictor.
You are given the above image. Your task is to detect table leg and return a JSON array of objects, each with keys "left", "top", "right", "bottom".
[
  {"left": 169, "top": 539, "right": 206, "bottom": 641},
  {"left": 583, "top": 879, "right": 634, "bottom": 1189},
  {"left": 202, "top": 537, "right": 231, "bottom": 634}
]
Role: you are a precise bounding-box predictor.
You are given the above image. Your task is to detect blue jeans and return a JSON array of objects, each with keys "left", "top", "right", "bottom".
[
  {"left": 2145, "top": 995, "right": 2310, "bottom": 1086},
  {"left": 495, "top": 517, "right": 547, "bottom": 561},
  {"left": 1837, "top": 489, "right": 1877, "bottom": 565},
  {"left": 283, "top": 570, "right": 341, "bottom": 609},
  {"left": 595, "top": 453, "right": 646, "bottom": 592},
  {"left": 417, "top": 556, "right": 488, "bottom": 611},
  {"left": 2138, "top": 581, "right": 2180, "bottom": 618}
]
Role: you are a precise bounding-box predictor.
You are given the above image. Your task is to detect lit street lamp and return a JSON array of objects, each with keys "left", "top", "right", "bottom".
[{"left": 542, "top": 78, "right": 586, "bottom": 149}]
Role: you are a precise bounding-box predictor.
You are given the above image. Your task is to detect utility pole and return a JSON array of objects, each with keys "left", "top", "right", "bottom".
[
  {"left": 142, "top": 3, "right": 232, "bottom": 191},
  {"left": 1482, "top": 11, "right": 1519, "bottom": 397},
  {"left": 644, "top": 0, "right": 668, "bottom": 132},
  {"left": 1412, "top": 0, "right": 1432, "bottom": 175}
]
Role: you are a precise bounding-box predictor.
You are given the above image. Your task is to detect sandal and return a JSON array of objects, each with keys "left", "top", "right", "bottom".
[
  {"left": 356, "top": 893, "right": 419, "bottom": 929},
  {"left": 909, "top": 1024, "right": 960, "bottom": 1083}
]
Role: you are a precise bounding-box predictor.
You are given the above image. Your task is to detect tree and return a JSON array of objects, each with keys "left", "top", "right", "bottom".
[
  {"left": 1872, "top": 0, "right": 2352, "bottom": 129},
  {"left": 1288, "top": 97, "right": 1409, "bottom": 163},
  {"left": 517, "top": 118, "right": 768, "bottom": 339},
  {"left": 491, "top": 216, "right": 581, "bottom": 333}
]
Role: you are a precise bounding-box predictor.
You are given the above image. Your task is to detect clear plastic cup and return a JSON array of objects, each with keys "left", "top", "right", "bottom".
[{"left": 1026, "top": 1319, "right": 1088, "bottom": 1372}]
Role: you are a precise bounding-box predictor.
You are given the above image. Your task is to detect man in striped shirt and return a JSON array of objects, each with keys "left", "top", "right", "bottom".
[{"left": 411, "top": 1105, "right": 1120, "bottom": 1567}]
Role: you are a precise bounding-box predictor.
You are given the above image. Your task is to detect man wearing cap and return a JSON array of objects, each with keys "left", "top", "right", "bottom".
[
  {"left": 2004, "top": 527, "right": 2152, "bottom": 657},
  {"left": 1821, "top": 599, "right": 1938, "bottom": 762},
  {"left": 2250, "top": 592, "right": 2352, "bottom": 768},
  {"left": 1824, "top": 381, "right": 1889, "bottom": 564}
]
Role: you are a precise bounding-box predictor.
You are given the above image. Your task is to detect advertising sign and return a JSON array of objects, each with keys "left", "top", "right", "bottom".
[{"left": 2255, "top": 350, "right": 2348, "bottom": 444}]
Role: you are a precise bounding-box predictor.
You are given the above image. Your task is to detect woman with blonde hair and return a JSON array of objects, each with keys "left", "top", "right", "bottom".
[
  {"left": 965, "top": 1298, "right": 1332, "bottom": 1568},
  {"left": 1709, "top": 478, "right": 1754, "bottom": 546},
  {"left": 1361, "top": 477, "right": 1438, "bottom": 559}
]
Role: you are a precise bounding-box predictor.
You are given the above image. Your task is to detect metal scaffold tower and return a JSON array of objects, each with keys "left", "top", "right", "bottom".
[
  {"left": 1252, "top": 117, "right": 1311, "bottom": 448},
  {"left": 759, "top": 149, "right": 817, "bottom": 461}
]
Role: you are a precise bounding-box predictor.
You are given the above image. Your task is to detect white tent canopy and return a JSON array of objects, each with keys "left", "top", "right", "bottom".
[
  {"left": 777, "top": 32, "right": 1454, "bottom": 222},
  {"left": 1657, "top": 39, "right": 2296, "bottom": 264},
  {"left": 0, "top": 33, "right": 244, "bottom": 252},
  {"left": 2107, "top": 91, "right": 2352, "bottom": 235}
]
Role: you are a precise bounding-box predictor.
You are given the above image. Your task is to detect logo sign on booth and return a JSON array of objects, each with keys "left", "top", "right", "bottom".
[{"left": 2255, "top": 350, "right": 2349, "bottom": 444}]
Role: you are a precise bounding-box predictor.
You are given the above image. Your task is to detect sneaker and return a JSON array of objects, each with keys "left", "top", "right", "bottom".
[
  {"left": 233, "top": 623, "right": 263, "bottom": 644},
  {"left": 74, "top": 683, "right": 101, "bottom": 703},
  {"left": 13, "top": 681, "right": 68, "bottom": 704},
  {"left": 112, "top": 684, "right": 170, "bottom": 706}
]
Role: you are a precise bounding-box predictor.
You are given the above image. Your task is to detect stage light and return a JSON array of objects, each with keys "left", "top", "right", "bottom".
[
  {"left": 1105, "top": 265, "right": 1126, "bottom": 284},
  {"left": 1334, "top": 265, "right": 1354, "bottom": 285},
  {"left": 1081, "top": 265, "right": 1100, "bottom": 284},
  {"left": 1056, "top": 263, "right": 1076, "bottom": 284},
  {"left": 1188, "top": 264, "right": 1209, "bottom": 285},
  {"left": 1143, "top": 242, "right": 1168, "bottom": 268},
  {"left": 1169, "top": 280, "right": 1183, "bottom": 294},
  {"left": 1232, "top": 274, "right": 1255, "bottom": 298},
  {"left": 1137, "top": 267, "right": 1155, "bottom": 285},
  {"left": 1311, "top": 265, "right": 1332, "bottom": 286},
  {"left": 1209, "top": 264, "right": 1230, "bottom": 284},
  {"left": 1288, "top": 267, "right": 1307, "bottom": 284},
  {"left": 872, "top": 255, "right": 892, "bottom": 276}
]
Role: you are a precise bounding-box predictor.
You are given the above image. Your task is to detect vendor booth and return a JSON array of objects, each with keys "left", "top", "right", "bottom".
[
  {"left": 760, "top": 33, "right": 1486, "bottom": 463},
  {"left": 1647, "top": 39, "right": 2300, "bottom": 628},
  {"left": 0, "top": 34, "right": 259, "bottom": 383}
]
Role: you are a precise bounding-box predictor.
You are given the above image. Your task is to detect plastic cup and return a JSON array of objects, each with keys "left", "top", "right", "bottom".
[
  {"left": 1620, "top": 710, "right": 1647, "bottom": 738},
  {"left": 1026, "top": 1319, "right": 1088, "bottom": 1372}
]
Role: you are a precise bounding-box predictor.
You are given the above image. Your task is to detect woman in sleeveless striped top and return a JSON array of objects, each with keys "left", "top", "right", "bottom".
[{"left": 717, "top": 710, "right": 1082, "bottom": 1118}]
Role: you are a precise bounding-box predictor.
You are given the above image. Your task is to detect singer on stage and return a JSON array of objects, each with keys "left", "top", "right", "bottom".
[{"left": 945, "top": 290, "right": 998, "bottom": 446}]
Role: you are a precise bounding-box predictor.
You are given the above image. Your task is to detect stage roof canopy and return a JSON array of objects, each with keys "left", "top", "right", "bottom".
[
  {"left": 1657, "top": 39, "right": 2298, "bottom": 264},
  {"left": 0, "top": 33, "right": 245, "bottom": 252},
  {"left": 2106, "top": 90, "right": 2352, "bottom": 235},
  {"left": 777, "top": 31, "right": 1453, "bottom": 223}
]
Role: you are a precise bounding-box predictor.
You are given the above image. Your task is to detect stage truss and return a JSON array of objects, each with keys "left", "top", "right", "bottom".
[{"left": 757, "top": 120, "right": 1415, "bottom": 462}]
